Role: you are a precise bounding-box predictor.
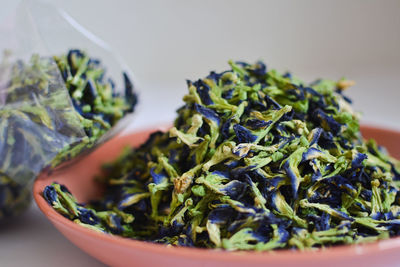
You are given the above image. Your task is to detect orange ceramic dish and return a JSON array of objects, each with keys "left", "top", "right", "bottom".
[{"left": 33, "top": 125, "right": 400, "bottom": 267}]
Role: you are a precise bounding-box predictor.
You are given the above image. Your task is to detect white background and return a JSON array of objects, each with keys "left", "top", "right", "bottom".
[{"left": 0, "top": 0, "right": 399, "bottom": 266}]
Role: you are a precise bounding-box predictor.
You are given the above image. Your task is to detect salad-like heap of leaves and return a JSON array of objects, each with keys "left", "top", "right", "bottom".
[
  {"left": 44, "top": 61, "right": 400, "bottom": 250},
  {"left": 0, "top": 49, "right": 137, "bottom": 218}
]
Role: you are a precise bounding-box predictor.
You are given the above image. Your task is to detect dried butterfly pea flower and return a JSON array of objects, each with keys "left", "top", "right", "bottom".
[
  {"left": 0, "top": 49, "right": 137, "bottom": 219},
  {"left": 44, "top": 60, "right": 400, "bottom": 251}
]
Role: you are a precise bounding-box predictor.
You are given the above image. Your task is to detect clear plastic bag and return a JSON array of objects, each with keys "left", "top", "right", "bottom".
[{"left": 0, "top": 0, "right": 138, "bottom": 219}]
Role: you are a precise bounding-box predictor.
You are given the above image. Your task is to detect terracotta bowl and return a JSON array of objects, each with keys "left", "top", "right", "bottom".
[{"left": 33, "top": 125, "right": 400, "bottom": 267}]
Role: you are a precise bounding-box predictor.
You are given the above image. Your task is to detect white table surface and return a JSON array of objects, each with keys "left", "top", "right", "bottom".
[{"left": 0, "top": 73, "right": 399, "bottom": 267}]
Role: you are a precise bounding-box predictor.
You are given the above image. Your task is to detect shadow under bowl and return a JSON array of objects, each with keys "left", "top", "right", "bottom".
[{"left": 33, "top": 125, "right": 400, "bottom": 267}]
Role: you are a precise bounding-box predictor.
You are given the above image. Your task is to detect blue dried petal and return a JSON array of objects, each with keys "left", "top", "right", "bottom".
[
  {"left": 342, "top": 94, "right": 353, "bottom": 103},
  {"left": 235, "top": 61, "right": 250, "bottom": 68},
  {"left": 107, "top": 78, "right": 116, "bottom": 93},
  {"left": 220, "top": 73, "right": 235, "bottom": 86},
  {"left": 283, "top": 160, "right": 300, "bottom": 199},
  {"left": 246, "top": 119, "right": 272, "bottom": 130},
  {"left": 287, "top": 86, "right": 305, "bottom": 101},
  {"left": 336, "top": 90, "right": 353, "bottom": 104},
  {"left": 360, "top": 189, "right": 372, "bottom": 201},
  {"left": 318, "top": 130, "right": 336, "bottom": 149},
  {"left": 301, "top": 148, "right": 322, "bottom": 162},
  {"left": 168, "top": 149, "right": 179, "bottom": 164},
  {"left": 259, "top": 210, "right": 283, "bottom": 225},
  {"left": 291, "top": 227, "right": 305, "bottom": 236},
  {"left": 264, "top": 95, "right": 282, "bottom": 110},
  {"left": 230, "top": 166, "right": 255, "bottom": 179},
  {"left": 277, "top": 224, "right": 290, "bottom": 243},
  {"left": 252, "top": 222, "right": 277, "bottom": 241},
  {"left": 136, "top": 199, "right": 148, "bottom": 212},
  {"left": 224, "top": 160, "right": 240, "bottom": 169},
  {"left": 67, "top": 49, "right": 84, "bottom": 75},
  {"left": 60, "top": 184, "right": 71, "bottom": 194},
  {"left": 390, "top": 163, "right": 400, "bottom": 180},
  {"left": 281, "top": 109, "right": 295, "bottom": 122},
  {"left": 43, "top": 185, "right": 57, "bottom": 204},
  {"left": 194, "top": 103, "right": 221, "bottom": 125},
  {"left": 228, "top": 201, "right": 257, "bottom": 216},
  {"left": 380, "top": 219, "right": 400, "bottom": 226},
  {"left": 293, "top": 112, "right": 307, "bottom": 121},
  {"left": 71, "top": 99, "right": 96, "bottom": 120},
  {"left": 82, "top": 80, "right": 97, "bottom": 105},
  {"left": 193, "top": 79, "right": 213, "bottom": 105},
  {"left": 233, "top": 124, "right": 257, "bottom": 143},
  {"left": 88, "top": 58, "right": 100, "bottom": 66},
  {"left": 325, "top": 176, "right": 357, "bottom": 194},
  {"left": 60, "top": 68, "right": 69, "bottom": 81},
  {"left": 70, "top": 98, "right": 83, "bottom": 116},
  {"left": 372, "top": 212, "right": 384, "bottom": 220},
  {"left": 68, "top": 49, "right": 84, "bottom": 58},
  {"left": 351, "top": 153, "right": 368, "bottom": 169},
  {"left": 308, "top": 128, "right": 323, "bottom": 146},
  {"left": 226, "top": 219, "right": 246, "bottom": 233},
  {"left": 158, "top": 221, "right": 184, "bottom": 238},
  {"left": 222, "top": 89, "right": 234, "bottom": 100},
  {"left": 150, "top": 168, "right": 168, "bottom": 184},
  {"left": 123, "top": 72, "right": 138, "bottom": 111},
  {"left": 78, "top": 207, "right": 99, "bottom": 225},
  {"left": 384, "top": 212, "right": 395, "bottom": 221},
  {"left": 185, "top": 224, "right": 193, "bottom": 237},
  {"left": 138, "top": 131, "right": 165, "bottom": 150},
  {"left": 283, "top": 72, "right": 292, "bottom": 79},
  {"left": 266, "top": 176, "right": 285, "bottom": 190},
  {"left": 307, "top": 99, "right": 326, "bottom": 114},
  {"left": 307, "top": 212, "right": 331, "bottom": 231},
  {"left": 309, "top": 160, "right": 322, "bottom": 182},
  {"left": 221, "top": 117, "right": 233, "bottom": 139},
  {"left": 337, "top": 220, "right": 352, "bottom": 230},
  {"left": 178, "top": 234, "right": 194, "bottom": 247},
  {"left": 312, "top": 188, "right": 344, "bottom": 208},
  {"left": 211, "top": 171, "right": 230, "bottom": 178},
  {"left": 269, "top": 191, "right": 280, "bottom": 212},
  {"left": 206, "top": 71, "right": 222, "bottom": 82},
  {"left": 249, "top": 169, "right": 268, "bottom": 182},
  {"left": 232, "top": 144, "right": 252, "bottom": 158},
  {"left": 339, "top": 137, "right": 353, "bottom": 150},
  {"left": 304, "top": 87, "right": 323, "bottom": 97},
  {"left": 308, "top": 190, "right": 323, "bottom": 204},
  {"left": 325, "top": 164, "right": 334, "bottom": 173},
  {"left": 313, "top": 109, "right": 342, "bottom": 136},
  {"left": 249, "top": 100, "right": 269, "bottom": 112},
  {"left": 108, "top": 214, "right": 123, "bottom": 233},
  {"left": 219, "top": 180, "right": 247, "bottom": 200},
  {"left": 251, "top": 230, "right": 270, "bottom": 243},
  {"left": 117, "top": 194, "right": 136, "bottom": 210},
  {"left": 330, "top": 208, "right": 354, "bottom": 221},
  {"left": 248, "top": 61, "right": 267, "bottom": 77},
  {"left": 353, "top": 201, "right": 368, "bottom": 212},
  {"left": 208, "top": 206, "right": 236, "bottom": 224},
  {"left": 277, "top": 136, "right": 295, "bottom": 149}
]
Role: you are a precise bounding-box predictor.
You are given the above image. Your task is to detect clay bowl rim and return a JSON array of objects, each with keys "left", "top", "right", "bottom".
[{"left": 33, "top": 124, "right": 400, "bottom": 264}]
